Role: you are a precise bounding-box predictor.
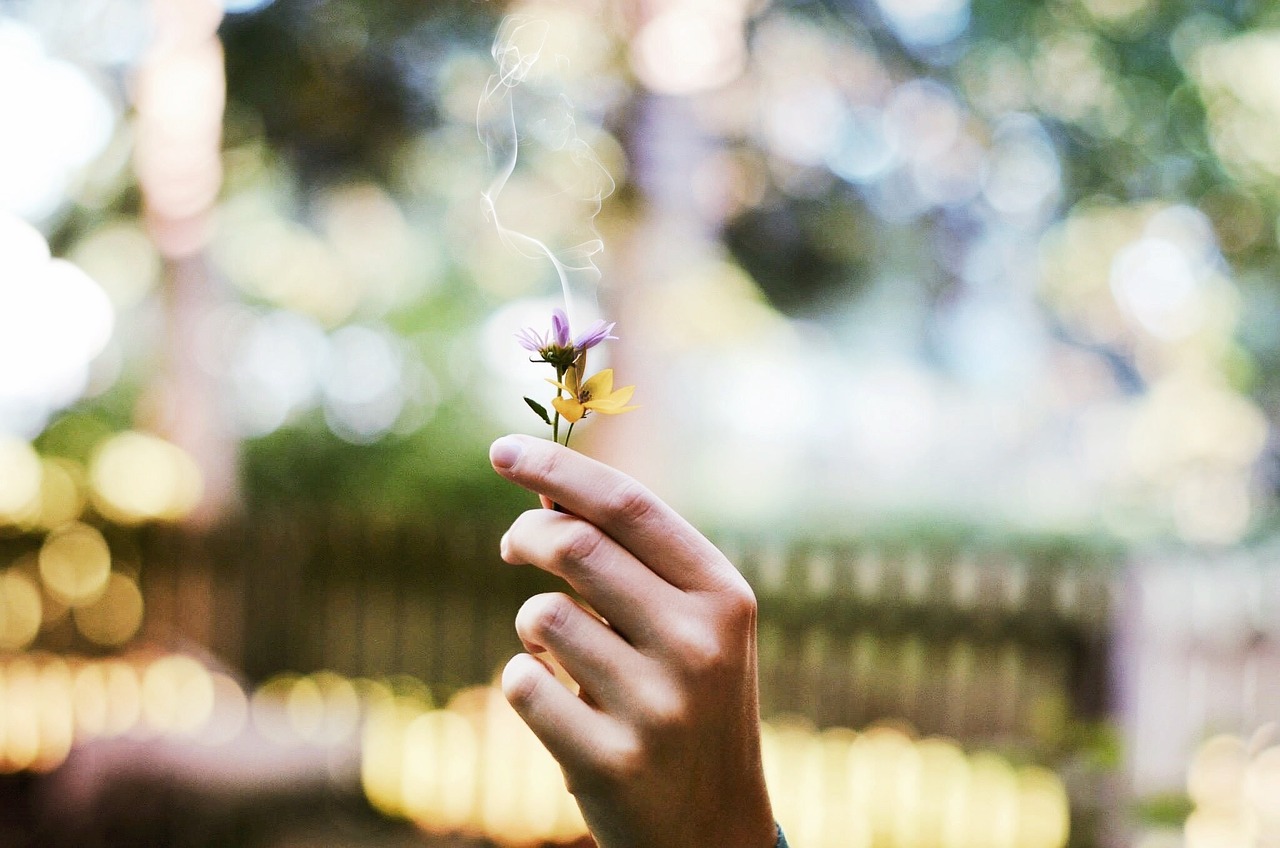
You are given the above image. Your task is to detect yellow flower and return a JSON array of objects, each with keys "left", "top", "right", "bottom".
[{"left": 549, "top": 368, "right": 638, "bottom": 424}]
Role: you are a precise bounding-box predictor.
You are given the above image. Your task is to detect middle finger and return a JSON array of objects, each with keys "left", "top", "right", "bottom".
[
  {"left": 502, "top": 508, "right": 683, "bottom": 647},
  {"left": 514, "top": 591, "right": 643, "bottom": 713}
]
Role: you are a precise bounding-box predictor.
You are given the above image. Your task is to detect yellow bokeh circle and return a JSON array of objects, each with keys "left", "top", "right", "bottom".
[
  {"left": 90, "top": 431, "right": 203, "bottom": 524},
  {"left": 72, "top": 572, "right": 144, "bottom": 647},
  {"left": 0, "top": 438, "right": 42, "bottom": 523},
  {"left": 33, "top": 458, "right": 85, "bottom": 530},
  {"left": 38, "top": 522, "right": 112, "bottom": 606},
  {"left": 0, "top": 571, "right": 42, "bottom": 651},
  {"left": 141, "top": 655, "right": 214, "bottom": 735}
]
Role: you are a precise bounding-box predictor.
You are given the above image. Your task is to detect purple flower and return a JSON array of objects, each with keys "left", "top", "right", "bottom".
[
  {"left": 573, "top": 318, "right": 617, "bottom": 351},
  {"left": 516, "top": 327, "right": 548, "bottom": 352},
  {"left": 516, "top": 309, "right": 618, "bottom": 365},
  {"left": 551, "top": 308, "right": 571, "bottom": 347}
]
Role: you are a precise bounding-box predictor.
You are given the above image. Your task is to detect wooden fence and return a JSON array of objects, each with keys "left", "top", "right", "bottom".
[{"left": 117, "top": 514, "right": 1118, "bottom": 748}]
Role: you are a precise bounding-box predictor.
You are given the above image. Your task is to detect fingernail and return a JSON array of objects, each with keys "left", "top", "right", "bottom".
[{"left": 490, "top": 437, "right": 523, "bottom": 470}]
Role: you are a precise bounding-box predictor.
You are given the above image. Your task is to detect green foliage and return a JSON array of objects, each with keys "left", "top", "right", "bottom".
[
  {"left": 522, "top": 397, "right": 552, "bottom": 426},
  {"left": 1133, "top": 792, "right": 1194, "bottom": 827},
  {"left": 40, "top": 0, "right": 1280, "bottom": 532},
  {"left": 238, "top": 405, "right": 532, "bottom": 521}
]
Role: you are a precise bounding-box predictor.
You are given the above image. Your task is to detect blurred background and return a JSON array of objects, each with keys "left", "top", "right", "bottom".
[{"left": 0, "top": 0, "right": 1277, "bottom": 845}]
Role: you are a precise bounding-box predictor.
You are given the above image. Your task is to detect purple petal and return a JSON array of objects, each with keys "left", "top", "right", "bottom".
[
  {"left": 551, "top": 308, "right": 571, "bottom": 347},
  {"left": 515, "top": 328, "right": 545, "bottom": 352},
  {"left": 574, "top": 320, "right": 617, "bottom": 350}
]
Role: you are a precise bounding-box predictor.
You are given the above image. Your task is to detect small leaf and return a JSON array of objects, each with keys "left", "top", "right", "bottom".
[{"left": 524, "top": 397, "right": 552, "bottom": 425}]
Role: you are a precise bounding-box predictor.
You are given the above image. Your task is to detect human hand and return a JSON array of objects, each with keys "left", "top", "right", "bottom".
[{"left": 489, "top": 434, "right": 777, "bottom": 848}]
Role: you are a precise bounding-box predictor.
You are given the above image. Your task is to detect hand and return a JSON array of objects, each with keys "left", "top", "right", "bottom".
[{"left": 489, "top": 435, "right": 777, "bottom": 848}]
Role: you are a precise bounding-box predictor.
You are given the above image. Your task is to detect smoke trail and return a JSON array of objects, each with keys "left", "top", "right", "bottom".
[{"left": 477, "top": 15, "right": 616, "bottom": 326}]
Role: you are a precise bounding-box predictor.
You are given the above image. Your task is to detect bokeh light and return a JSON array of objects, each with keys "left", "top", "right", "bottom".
[
  {"left": 0, "top": 18, "right": 117, "bottom": 221},
  {"left": 875, "top": 0, "right": 970, "bottom": 48},
  {"left": 32, "top": 457, "right": 87, "bottom": 531},
  {"left": 0, "top": 214, "right": 115, "bottom": 434},
  {"left": 0, "top": 2, "right": 1278, "bottom": 846},
  {"left": 220, "top": 306, "right": 330, "bottom": 436},
  {"left": 1193, "top": 31, "right": 1280, "bottom": 185},
  {"left": 223, "top": 0, "right": 278, "bottom": 14},
  {"left": 631, "top": 3, "right": 747, "bottom": 95},
  {"left": 0, "top": 436, "right": 43, "bottom": 523},
  {"left": 89, "top": 431, "right": 204, "bottom": 524},
  {"left": 0, "top": 571, "right": 43, "bottom": 651},
  {"left": 141, "top": 654, "right": 216, "bottom": 737},
  {"left": 1183, "top": 733, "right": 1280, "bottom": 847},
  {"left": 322, "top": 325, "right": 407, "bottom": 444},
  {"left": 66, "top": 220, "right": 162, "bottom": 311},
  {"left": 37, "top": 521, "right": 112, "bottom": 607},
  {"left": 362, "top": 684, "right": 1070, "bottom": 848},
  {"left": 133, "top": 0, "right": 225, "bottom": 257},
  {"left": 72, "top": 572, "right": 144, "bottom": 647}
]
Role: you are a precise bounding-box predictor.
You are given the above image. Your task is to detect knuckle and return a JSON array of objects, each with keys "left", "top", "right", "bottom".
[
  {"left": 598, "top": 733, "right": 646, "bottom": 785},
  {"left": 686, "top": 636, "right": 732, "bottom": 676},
  {"left": 672, "top": 621, "right": 732, "bottom": 676},
  {"left": 639, "top": 688, "right": 690, "bottom": 735},
  {"left": 502, "top": 510, "right": 543, "bottom": 557},
  {"left": 517, "top": 592, "right": 575, "bottom": 642},
  {"left": 718, "top": 577, "right": 759, "bottom": 626},
  {"left": 555, "top": 521, "right": 605, "bottom": 569},
  {"left": 564, "top": 733, "right": 643, "bottom": 795},
  {"left": 509, "top": 508, "right": 545, "bottom": 535},
  {"left": 529, "top": 443, "right": 567, "bottom": 487},
  {"left": 603, "top": 478, "right": 656, "bottom": 526}
]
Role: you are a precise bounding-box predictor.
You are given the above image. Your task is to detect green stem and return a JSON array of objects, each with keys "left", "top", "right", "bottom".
[
  {"left": 552, "top": 364, "right": 565, "bottom": 443},
  {"left": 564, "top": 422, "right": 575, "bottom": 448}
]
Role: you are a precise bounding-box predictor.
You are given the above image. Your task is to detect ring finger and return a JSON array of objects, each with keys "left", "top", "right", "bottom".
[{"left": 514, "top": 591, "right": 640, "bottom": 712}]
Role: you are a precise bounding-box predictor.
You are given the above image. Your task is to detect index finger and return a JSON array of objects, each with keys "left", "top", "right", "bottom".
[{"left": 490, "top": 435, "right": 739, "bottom": 593}]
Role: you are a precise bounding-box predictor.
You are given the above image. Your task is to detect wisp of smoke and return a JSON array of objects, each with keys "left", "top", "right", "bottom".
[{"left": 477, "top": 15, "right": 616, "bottom": 325}]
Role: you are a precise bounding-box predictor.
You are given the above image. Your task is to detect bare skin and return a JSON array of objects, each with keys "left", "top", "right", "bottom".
[{"left": 489, "top": 434, "right": 777, "bottom": 848}]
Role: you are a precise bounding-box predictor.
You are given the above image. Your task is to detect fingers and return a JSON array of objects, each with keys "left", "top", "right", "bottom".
[
  {"left": 502, "top": 509, "right": 680, "bottom": 645},
  {"left": 490, "top": 435, "right": 739, "bottom": 593},
  {"left": 514, "top": 592, "right": 640, "bottom": 712},
  {"left": 501, "top": 652, "right": 617, "bottom": 776}
]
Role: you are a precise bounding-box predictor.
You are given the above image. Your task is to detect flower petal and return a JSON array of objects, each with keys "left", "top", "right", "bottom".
[
  {"left": 551, "top": 308, "right": 571, "bottom": 347},
  {"left": 574, "top": 319, "right": 617, "bottom": 350},
  {"left": 580, "top": 369, "right": 615, "bottom": 397},
  {"left": 606, "top": 384, "right": 636, "bottom": 406},
  {"left": 585, "top": 387, "right": 635, "bottom": 410},
  {"left": 515, "top": 328, "right": 545, "bottom": 352},
  {"left": 564, "top": 366, "right": 582, "bottom": 394},
  {"left": 584, "top": 400, "right": 638, "bottom": 415},
  {"left": 551, "top": 396, "right": 586, "bottom": 423}
]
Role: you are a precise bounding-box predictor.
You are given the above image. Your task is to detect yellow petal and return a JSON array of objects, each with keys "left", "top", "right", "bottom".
[
  {"left": 580, "top": 369, "right": 614, "bottom": 397},
  {"left": 551, "top": 396, "right": 586, "bottom": 423},
  {"left": 584, "top": 385, "right": 637, "bottom": 414},
  {"left": 586, "top": 403, "right": 639, "bottom": 416},
  {"left": 608, "top": 385, "right": 636, "bottom": 405},
  {"left": 585, "top": 397, "right": 628, "bottom": 412},
  {"left": 545, "top": 365, "right": 582, "bottom": 396}
]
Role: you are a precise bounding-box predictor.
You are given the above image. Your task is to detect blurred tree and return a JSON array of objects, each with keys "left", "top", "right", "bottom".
[{"left": 18, "top": 0, "right": 1280, "bottom": 535}]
